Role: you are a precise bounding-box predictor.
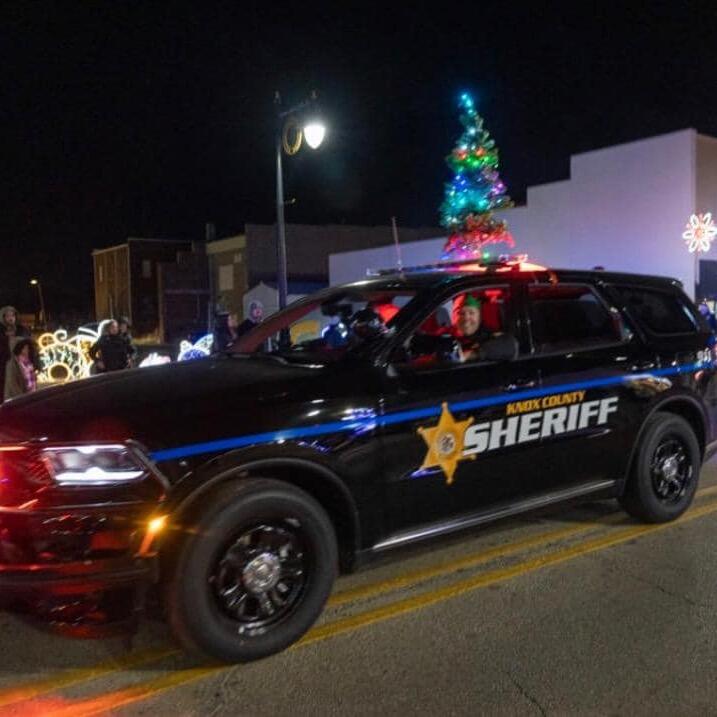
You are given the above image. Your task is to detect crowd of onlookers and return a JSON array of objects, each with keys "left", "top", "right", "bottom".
[
  {"left": 0, "top": 306, "right": 36, "bottom": 403},
  {"left": 0, "top": 300, "right": 265, "bottom": 404},
  {"left": 0, "top": 307, "right": 137, "bottom": 404}
]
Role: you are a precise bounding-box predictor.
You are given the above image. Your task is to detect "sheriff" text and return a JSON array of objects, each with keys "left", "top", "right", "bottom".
[{"left": 463, "top": 396, "right": 619, "bottom": 455}]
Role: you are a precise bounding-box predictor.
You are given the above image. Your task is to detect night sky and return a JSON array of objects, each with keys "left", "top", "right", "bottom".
[{"left": 3, "top": 2, "right": 717, "bottom": 316}]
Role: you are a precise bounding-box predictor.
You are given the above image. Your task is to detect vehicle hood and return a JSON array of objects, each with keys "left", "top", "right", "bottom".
[{"left": 0, "top": 355, "right": 331, "bottom": 452}]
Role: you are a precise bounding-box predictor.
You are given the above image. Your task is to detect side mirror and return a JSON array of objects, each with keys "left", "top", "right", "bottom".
[{"left": 478, "top": 334, "right": 518, "bottom": 362}]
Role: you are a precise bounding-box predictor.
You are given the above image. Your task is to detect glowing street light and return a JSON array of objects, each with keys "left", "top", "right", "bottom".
[
  {"left": 303, "top": 121, "right": 326, "bottom": 150},
  {"left": 30, "top": 278, "right": 46, "bottom": 327},
  {"left": 274, "top": 91, "right": 327, "bottom": 311}
]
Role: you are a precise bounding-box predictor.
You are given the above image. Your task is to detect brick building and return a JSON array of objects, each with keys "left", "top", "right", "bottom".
[
  {"left": 92, "top": 238, "right": 193, "bottom": 339},
  {"left": 158, "top": 246, "right": 211, "bottom": 345}
]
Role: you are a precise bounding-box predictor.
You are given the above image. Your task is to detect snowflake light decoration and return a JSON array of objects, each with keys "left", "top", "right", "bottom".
[{"left": 683, "top": 213, "right": 717, "bottom": 253}]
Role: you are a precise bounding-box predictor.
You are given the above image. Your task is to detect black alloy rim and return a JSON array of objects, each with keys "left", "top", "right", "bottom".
[
  {"left": 210, "top": 521, "right": 308, "bottom": 635},
  {"left": 650, "top": 436, "right": 692, "bottom": 504}
]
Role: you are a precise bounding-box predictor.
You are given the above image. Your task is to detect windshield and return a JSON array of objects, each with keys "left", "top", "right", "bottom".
[{"left": 231, "top": 287, "right": 418, "bottom": 361}]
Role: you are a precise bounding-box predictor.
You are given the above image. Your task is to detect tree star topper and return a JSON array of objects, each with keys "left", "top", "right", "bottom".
[
  {"left": 683, "top": 212, "right": 717, "bottom": 253},
  {"left": 417, "top": 402, "right": 474, "bottom": 485}
]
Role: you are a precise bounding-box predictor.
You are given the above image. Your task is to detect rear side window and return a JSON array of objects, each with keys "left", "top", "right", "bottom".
[
  {"left": 612, "top": 286, "right": 697, "bottom": 335},
  {"left": 528, "top": 284, "right": 626, "bottom": 353}
]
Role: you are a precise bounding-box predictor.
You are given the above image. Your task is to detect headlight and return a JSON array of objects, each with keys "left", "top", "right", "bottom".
[{"left": 40, "top": 444, "right": 147, "bottom": 486}]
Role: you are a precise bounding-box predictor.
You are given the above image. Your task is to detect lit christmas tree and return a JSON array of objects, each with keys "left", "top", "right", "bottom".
[{"left": 440, "top": 93, "right": 514, "bottom": 260}]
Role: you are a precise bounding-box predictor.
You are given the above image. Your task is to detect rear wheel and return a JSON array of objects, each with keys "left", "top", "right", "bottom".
[
  {"left": 619, "top": 413, "right": 700, "bottom": 523},
  {"left": 167, "top": 478, "right": 338, "bottom": 662}
]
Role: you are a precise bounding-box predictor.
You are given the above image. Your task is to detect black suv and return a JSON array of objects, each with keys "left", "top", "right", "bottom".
[{"left": 0, "top": 258, "right": 715, "bottom": 662}]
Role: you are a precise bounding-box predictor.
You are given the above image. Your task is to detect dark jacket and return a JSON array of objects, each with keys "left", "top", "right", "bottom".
[
  {"left": 90, "top": 334, "right": 132, "bottom": 372},
  {"left": 119, "top": 332, "right": 138, "bottom": 365},
  {"left": 236, "top": 318, "right": 259, "bottom": 338}
]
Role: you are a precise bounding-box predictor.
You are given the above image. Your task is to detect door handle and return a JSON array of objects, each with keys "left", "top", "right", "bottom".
[
  {"left": 630, "top": 361, "right": 655, "bottom": 372},
  {"left": 503, "top": 378, "right": 537, "bottom": 392}
]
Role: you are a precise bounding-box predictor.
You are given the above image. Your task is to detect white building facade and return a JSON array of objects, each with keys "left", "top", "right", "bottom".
[{"left": 330, "top": 129, "right": 717, "bottom": 299}]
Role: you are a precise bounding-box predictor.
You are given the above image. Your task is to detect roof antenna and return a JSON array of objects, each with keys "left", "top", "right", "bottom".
[{"left": 391, "top": 216, "right": 404, "bottom": 274}]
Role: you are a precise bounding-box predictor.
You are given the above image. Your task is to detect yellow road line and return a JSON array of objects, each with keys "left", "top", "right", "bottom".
[
  {"left": 8, "top": 482, "right": 717, "bottom": 712},
  {"left": 692, "top": 483, "right": 717, "bottom": 498},
  {"left": 303, "top": 499, "right": 717, "bottom": 646},
  {"left": 329, "top": 513, "right": 626, "bottom": 607},
  {"left": 0, "top": 647, "right": 176, "bottom": 709},
  {"left": 330, "top": 482, "right": 717, "bottom": 607},
  {"left": 0, "top": 496, "right": 624, "bottom": 709},
  {"left": 44, "top": 497, "right": 717, "bottom": 717},
  {"left": 18, "top": 666, "right": 224, "bottom": 717}
]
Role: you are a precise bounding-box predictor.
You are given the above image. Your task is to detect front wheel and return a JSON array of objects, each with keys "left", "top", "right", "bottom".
[
  {"left": 167, "top": 478, "right": 338, "bottom": 663},
  {"left": 619, "top": 413, "right": 701, "bottom": 523}
]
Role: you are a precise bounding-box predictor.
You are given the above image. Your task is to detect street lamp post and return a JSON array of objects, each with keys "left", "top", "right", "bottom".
[
  {"left": 274, "top": 91, "right": 326, "bottom": 311},
  {"left": 30, "top": 278, "right": 46, "bottom": 328}
]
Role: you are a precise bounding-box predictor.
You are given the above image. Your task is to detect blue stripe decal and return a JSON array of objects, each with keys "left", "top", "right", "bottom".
[{"left": 150, "top": 360, "right": 710, "bottom": 463}]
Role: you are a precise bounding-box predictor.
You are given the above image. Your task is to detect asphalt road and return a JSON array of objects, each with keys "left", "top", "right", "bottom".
[{"left": 2, "top": 462, "right": 717, "bottom": 716}]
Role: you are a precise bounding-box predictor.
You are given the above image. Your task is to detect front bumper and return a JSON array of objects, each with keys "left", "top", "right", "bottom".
[
  {"left": 0, "top": 503, "right": 163, "bottom": 636},
  {"left": 0, "top": 441, "right": 168, "bottom": 635},
  {"left": 0, "top": 554, "right": 156, "bottom": 595}
]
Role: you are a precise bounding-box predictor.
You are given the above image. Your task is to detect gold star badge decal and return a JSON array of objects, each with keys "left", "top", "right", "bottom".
[{"left": 417, "top": 402, "right": 474, "bottom": 485}]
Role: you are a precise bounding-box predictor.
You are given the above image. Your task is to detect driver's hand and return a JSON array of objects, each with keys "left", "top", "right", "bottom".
[{"left": 458, "top": 345, "right": 478, "bottom": 363}]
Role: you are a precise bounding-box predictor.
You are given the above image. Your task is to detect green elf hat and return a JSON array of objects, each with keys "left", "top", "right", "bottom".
[{"left": 463, "top": 294, "right": 482, "bottom": 309}]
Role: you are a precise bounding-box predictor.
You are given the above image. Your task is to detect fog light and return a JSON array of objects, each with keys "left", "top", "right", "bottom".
[
  {"left": 148, "top": 515, "right": 167, "bottom": 535},
  {"left": 139, "top": 515, "right": 168, "bottom": 555}
]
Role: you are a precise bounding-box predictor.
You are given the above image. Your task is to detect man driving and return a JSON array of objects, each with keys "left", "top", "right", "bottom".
[{"left": 453, "top": 294, "right": 497, "bottom": 361}]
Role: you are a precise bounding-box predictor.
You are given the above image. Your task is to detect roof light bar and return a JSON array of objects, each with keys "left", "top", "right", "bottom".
[{"left": 367, "top": 254, "right": 545, "bottom": 277}]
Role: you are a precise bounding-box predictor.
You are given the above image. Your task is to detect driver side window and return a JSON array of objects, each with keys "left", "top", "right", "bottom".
[{"left": 391, "top": 285, "right": 516, "bottom": 371}]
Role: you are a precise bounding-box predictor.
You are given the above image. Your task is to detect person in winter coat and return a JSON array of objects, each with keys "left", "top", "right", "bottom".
[
  {"left": 236, "top": 301, "right": 264, "bottom": 338},
  {"left": 89, "top": 320, "right": 132, "bottom": 372},
  {"left": 0, "top": 306, "right": 31, "bottom": 400},
  {"left": 117, "top": 316, "right": 138, "bottom": 367},
  {"left": 4, "top": 338, "right": 38, "bottom": 401}
]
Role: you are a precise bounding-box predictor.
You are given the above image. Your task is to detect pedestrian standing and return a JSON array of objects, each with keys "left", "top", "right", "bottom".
[
  {"left": 89, "top": 320, "right": 132, "bottom": 372},
  {"left": 236, "top": 301, "right": 264, "bottom": 338},
  {"left": 214, "top": 312, "right": 242, "bottom": 351},
  {"left": 4, "top": 338, "right": 38, "bottom": 401},
  {"left": 0, "top": 306, "right": 31, "bottom": 401},
  {"left": 117, "top": 317, "right": 138, "bottom": 367}
]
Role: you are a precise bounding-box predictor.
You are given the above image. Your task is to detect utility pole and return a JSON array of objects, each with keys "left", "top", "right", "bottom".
[
  {"left": 206, "top": 222, "right": 216, "bottom": 333},
  {"left": 275, "top": 92, "right": 289, "bottom": 311},
  {"left": 30, "top": 279, "right": 46, "bottom": 327},
  {"left": 391, "top": 217, "right": 403, "bottom": 273}
]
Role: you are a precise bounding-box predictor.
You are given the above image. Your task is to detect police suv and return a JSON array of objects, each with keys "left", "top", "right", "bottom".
[{"left": 0, "top": 257, "right": 715, "bottom": 663}]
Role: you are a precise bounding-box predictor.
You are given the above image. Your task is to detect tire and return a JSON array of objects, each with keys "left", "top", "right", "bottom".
[
  {"left": 166, "top": 478, "right": 338, "bottom": 663},
  {"left": 619, "top": 413, "right": 701, "bottom": 523}
]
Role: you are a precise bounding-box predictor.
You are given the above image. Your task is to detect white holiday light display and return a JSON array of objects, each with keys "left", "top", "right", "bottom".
[
  {"left": 177, "top": 334, "right": 214, "bottom": 362},
  {"left": 38, "top": 321, "right": 123, "bottom": 384},
  {"left": 38, "top": 330, "right": 90, "bottom": 383},
  {"left": 683, "top": 213, "right": 717, "bottom": 253},
  {"left": 37, "top": 323, "right": 212, "bottom": 384},
  {"left": 139, "top": 352, "right": 172, "bottom": 367}
]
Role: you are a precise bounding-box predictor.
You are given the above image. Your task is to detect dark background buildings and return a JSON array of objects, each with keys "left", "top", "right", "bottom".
[
  {"left": 92, "top": 224, "right": 441, "bottom": 343},
  {"left": 3, "top": 2, "right": 717, "bottom": 316}
]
